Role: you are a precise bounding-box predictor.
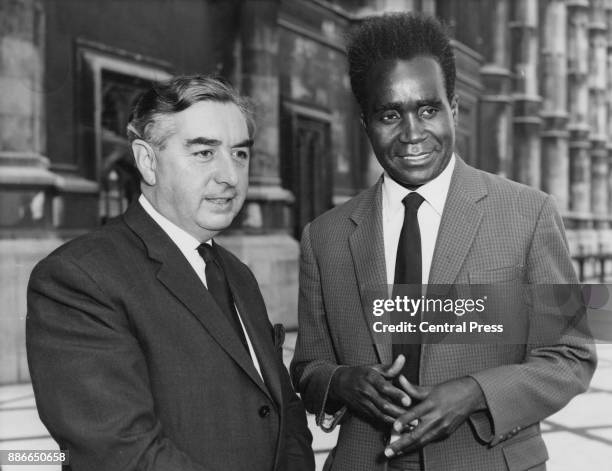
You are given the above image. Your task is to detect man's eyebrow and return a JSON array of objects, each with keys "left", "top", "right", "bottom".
[
  {"left": 184, "top": 137, "right": 254, "bottom": 148},
  {"left": 372, "top": 102, "right": 403, "bottom": 113},
  {"left": 184, "top": 137, "right": 221, "bottom": 147},
  {"left": 232, "top": 138, "right": 254, "bottom": 148},
  {"left": 416, "top": 99, "right": 443, "bottom": 108},
  {"left": 372, "top": 99, "right": 443, "bottom": 113}
]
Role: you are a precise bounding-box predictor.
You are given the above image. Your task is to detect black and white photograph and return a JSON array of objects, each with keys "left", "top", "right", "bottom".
[{"left": 0, "top": 0, "right": 611, "bottom": 470}]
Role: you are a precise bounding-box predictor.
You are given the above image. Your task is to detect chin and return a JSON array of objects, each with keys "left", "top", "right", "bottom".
[
  {"left": 390, "top": 173, "right": 429, "bottom": 187},
  {"left": 197, "top": 215, "right": 235, "bottom": 233}
]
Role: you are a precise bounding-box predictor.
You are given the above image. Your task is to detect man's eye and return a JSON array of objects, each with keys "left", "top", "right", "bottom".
[
  {"left": 380, "top": 111, "right": 400, "bottom": 123},
  {"left": 419, "top": 107, "right": 438, "bottom": 119},
  {"left": 194, "top": 149, "right": 214, "bottom": 159},
  {"left": 232, "top": 149, "right": 250, "bottom": 160}
]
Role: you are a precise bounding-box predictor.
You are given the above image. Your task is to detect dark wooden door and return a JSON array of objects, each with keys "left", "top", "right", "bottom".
[{"left": 286, "top": 114, "right": 332, "bottom": 239}]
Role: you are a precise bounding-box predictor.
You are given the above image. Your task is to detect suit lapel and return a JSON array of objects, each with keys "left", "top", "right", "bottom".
[
  {"left": 222, "top": 252, "right": 282, "bottom": 408},
  {"left": 421, "top": 158, "right": 487, "bottom": 380},
  {"left": 221, "top": 257, "right": 286, "bottom": 470},
  {"left": 349, "top": 180, "right": 393, "bottom": 364},
  {"left": 428, "top": 157, "right": 487, "bottom": 287},
  {"left": 123, "top": 203, "right": 271, "bottom": 400}
]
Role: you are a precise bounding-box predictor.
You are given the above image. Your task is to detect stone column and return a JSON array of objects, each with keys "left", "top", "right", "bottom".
[
  {"left": 511, "top": 0, "right": 541, "bottom": 187},
  {"left": 479, "top": 0, "right": 513, "bottom": 177},
  {"left": 589, "top": 0, "right": 609, "bottom": 228},
  {"left": 567, "top": 0, "right": 592, "bottom": 224},
  {"left": 239, "top": 0, "right": 293, "bottom": 232},
  {"left": 540, "top": 0, "right": 569, "bottom": 211},
  {"left": 608, "top": 0, "right": 612, "bottom": 222},
  {"left": 421, "top": 0, "right": 436, "bottom": 15},
  {"left": 233, "top": 0, "right": 298, "bottom": 328},
  {"left": 0, "top": 0, "right": 66, "bottom": 383},
  {"left": 0, "top": 0, "right": 54, "bottom": 231},
  {"left": 377, "top": 0, "right": 415, "bottom": 11}
]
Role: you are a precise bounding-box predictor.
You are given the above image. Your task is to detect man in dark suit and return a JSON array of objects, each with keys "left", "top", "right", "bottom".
[
  {"left": 290, "top": 14, "right": 595, "bottom": 471},
  {"left": 27, "top": 75, "right": 314, "bottom": 471}
]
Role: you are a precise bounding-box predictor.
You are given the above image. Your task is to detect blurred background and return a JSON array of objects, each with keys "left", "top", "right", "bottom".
[{"left": 1, "top": 0, "right": 612, "bottom": 469}]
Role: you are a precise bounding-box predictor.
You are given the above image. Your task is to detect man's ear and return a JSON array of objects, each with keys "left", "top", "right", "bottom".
[
  {"left": 131, "top": 140, "right": 157, "bottom": 186},
  {"left": 451, "top": 94, "right": 459, "bottom": 127},
  {"left": 360, "top": 113, "right": 368, "bottom": 130}
]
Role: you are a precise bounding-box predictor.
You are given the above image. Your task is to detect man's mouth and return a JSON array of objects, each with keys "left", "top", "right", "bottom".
[
  {"left": 396, "top": 145, "right": 435, "bottom": 160},
  {"left": 206, "top": 196, "right": 235, "bottom": 205},
  {"left": 396, "top": 152, "right": 432, "bottom": 161}
]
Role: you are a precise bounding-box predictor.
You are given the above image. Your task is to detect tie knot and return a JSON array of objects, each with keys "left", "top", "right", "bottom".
[
  {"left": 402, "top": 192, "right": 424, "bottom": 213},
  {"left": 197, "top": 243, "right": 217, "bottom": 264}
]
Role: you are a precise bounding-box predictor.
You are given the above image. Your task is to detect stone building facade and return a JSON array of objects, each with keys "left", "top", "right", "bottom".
[{"left": 1, "top": 0, "right": 611, "bottom": 383}]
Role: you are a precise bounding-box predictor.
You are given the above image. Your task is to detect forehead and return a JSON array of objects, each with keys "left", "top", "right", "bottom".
[
  {"left": 169, "top": 101, "right": 249, "bottom": 141},
  {"left": 365, "top": 56, "right": 447, "bottom": 108}
]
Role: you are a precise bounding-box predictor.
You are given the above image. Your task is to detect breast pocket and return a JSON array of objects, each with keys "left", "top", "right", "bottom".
[{"left": 467, "top": 266, "right": 528, "bottom": 336}]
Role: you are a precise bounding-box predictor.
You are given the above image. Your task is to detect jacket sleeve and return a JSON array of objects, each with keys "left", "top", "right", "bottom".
[
  {"left": 290, "top": 223, "right": 347, "bottom": 432},
  {"left": 26, "top": 255, "right": 211, "bottom": 471},
  {"left": 469, "top": 195, "right": 597, "bottom": 445}
]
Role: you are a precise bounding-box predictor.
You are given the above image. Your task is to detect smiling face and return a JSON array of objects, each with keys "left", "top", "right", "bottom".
[
  {"left": 363, "top": 56, "right": 458, "bottom": 187},
  {"left": 140, "top": 101, "right": 251, "bottom": 241}
]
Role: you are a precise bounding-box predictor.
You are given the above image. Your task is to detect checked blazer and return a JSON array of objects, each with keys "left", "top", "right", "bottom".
[{"left": 291, "top": 157, "right": 596, "bottom": 471}]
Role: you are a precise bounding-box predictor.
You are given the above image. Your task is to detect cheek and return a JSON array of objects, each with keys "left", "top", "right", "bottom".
[
  {"left": 238, "top": 166, "right": 250, "bottom": 186},
  {"left": 434, "top": 120, "right": 455, "bottom": 139},
  {"left": 369, "top": 132, "right": 392, "bottom": 154}
]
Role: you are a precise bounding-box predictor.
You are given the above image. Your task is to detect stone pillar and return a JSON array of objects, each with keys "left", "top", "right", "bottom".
[
  {"left": 377, "top": 0, "right": 415, "bottom": 10},
  {"left": 567, "top": 0, "right": 592, "bottom": 224},
  {"left": 420, "top": 0, "right": 436, "bottom": 15},
  {"left": 479, "top": 0, "right": 513, "bottom": 177},
  {"left": 589, "top": 0, "right": 609, "bottom": 228},
  {"left": 540, "top": 0, "right": 569, "bottom": 211},
  {"left": 239, "top": 0, "right": 293, "bottom": 232},
  {"left": 0, "top": 0, "right": 60, "bottom": 383},
  {"left": 511, "top": 0, "right": 541, "bottom": 187},
  {"left": 331, "top": 0, "right": 415, "bottom": 16},
  {"left": 0, "top": 0, "right": 55, "bottom": 231},
  {"left": 236, "top": 0, "right": 298, "bottom": 328},
  {"left": 608, "top": 1, "right": 612, "bottom": 223}
]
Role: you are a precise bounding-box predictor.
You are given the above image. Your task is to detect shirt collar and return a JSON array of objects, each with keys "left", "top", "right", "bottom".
[
  {"left": 382, "top": 153, "right": 455, "bottom": 217},
  {"left": 138, "top": 194, "right": 210, "bottom": 253}
]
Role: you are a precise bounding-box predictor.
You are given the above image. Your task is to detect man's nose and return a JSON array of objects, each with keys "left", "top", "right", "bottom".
[
  {"left": 214, "top": 150, "right": 239, "bottom": 186},
  {"left": 398, "top": 114, "right": 425, "bottom": 143}
]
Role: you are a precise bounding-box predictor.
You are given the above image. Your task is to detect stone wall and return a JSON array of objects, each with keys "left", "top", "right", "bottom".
[{"left": 0, "top": 238, "right": 64, "bottom": 384}]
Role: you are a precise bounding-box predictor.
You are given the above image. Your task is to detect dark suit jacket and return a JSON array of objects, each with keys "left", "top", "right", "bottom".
[
  {"left": 26, "top": 202, "right": 314, "bottom": 471},
  {"left": 291, "top": 157, "right": 596, "bottom": 471}
]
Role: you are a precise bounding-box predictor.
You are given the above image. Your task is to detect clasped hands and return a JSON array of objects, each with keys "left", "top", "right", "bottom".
[{"left": 329, "top": 355, "right": 486, "bottom": 458}]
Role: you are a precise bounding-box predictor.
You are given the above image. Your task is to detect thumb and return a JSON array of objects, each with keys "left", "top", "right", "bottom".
[{"left": 380, "top": 354, "right": 406, "bottom": 378}]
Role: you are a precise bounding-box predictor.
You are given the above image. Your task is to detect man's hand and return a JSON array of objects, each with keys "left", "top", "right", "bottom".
[
  {"left": 329, "top": 355, "right": 413, "bottom": 425},
  {"left": 384, "top": 376, "right": 487, "bottom": 458}
]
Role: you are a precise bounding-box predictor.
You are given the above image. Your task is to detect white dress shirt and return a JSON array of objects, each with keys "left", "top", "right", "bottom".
[
  {"left": 383, "top": 155, "right": 455, "bottom": 446},
  {"left": 138, "top": 194, "right": 263, "bottom": 378},
  {"left": 382, "top": 154, "right": 455, "bottom": 288}
]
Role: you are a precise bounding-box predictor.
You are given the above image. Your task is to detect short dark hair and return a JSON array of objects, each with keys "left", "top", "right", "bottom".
[
  {"left": 127, "top": 75, "right": 255, "bottom": 148},
  {"left": 346, "top": 13, "right": 456, "bottom": 110}
]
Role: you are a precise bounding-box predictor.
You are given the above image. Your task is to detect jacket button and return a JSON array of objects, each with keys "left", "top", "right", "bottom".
[{"left": 259, "top": 405, "right": 271, "bottom": 418}]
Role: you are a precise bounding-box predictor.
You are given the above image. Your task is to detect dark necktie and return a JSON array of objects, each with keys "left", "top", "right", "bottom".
[
  {"left": 197, "top": 243, "right": 250, "bottom": 353},
  {"left": 392, "top": 192, "right": 424, "bottom": 385}
]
